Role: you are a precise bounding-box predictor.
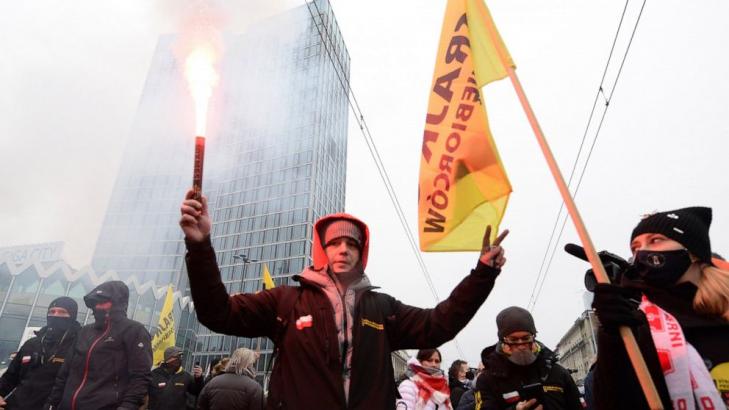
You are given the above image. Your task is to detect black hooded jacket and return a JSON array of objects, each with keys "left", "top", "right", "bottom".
[
  {"left": 0, "top": 322, "right": 80, "bottom": 410},
  {"left": 476, "top": 343, "right": 581, "bottom": 410},
  {"left": 44, "top": 281, "right": 153, "bottom": 410}
]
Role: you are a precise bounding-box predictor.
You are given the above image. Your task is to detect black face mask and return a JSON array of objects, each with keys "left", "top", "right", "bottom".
[
  {"left": 631, "top": 249, "right": 692, "bottom": 288},
  {"left": 92, "top": 308, "right": 111, "bottom": 329},
  {"left": 47, "top": 316, "right": 74, "bottom": 333}
]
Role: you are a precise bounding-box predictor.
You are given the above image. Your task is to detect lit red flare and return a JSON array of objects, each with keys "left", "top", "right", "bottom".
[
  {"left": 192, "top": 136, "right": 205, "bottom": 201},
  {"left": 184, "top": 45, "right": 219, "bottom": 201}
]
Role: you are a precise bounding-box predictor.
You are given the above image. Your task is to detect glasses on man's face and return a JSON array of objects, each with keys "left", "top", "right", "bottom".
[{"left": 502, "top": 335, "right": 535, "bottom": 346}]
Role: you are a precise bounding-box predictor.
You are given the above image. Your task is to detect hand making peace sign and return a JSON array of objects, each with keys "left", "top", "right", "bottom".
[{"left": 479, "top": 225, "right": 509, "bottom": 269}]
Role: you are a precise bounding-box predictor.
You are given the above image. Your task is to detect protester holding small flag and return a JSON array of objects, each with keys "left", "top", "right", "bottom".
[
  {"left": 180, "top": 189, "right": 508, "bottom": 409},
  {"left": 0, "top": 297, "right": 80, "bottom": 410},
  {"left": 475, "top": 307, "right": 581, "bottom": 410},
  {"left": 397, "top": 349, "right": 453, "bottom": 410},
  {"left": 148, "top": 347, "right": 203, "bottom": 410},
  {"left": 591, "top": 207, "right": 729, "bottom": 409}
]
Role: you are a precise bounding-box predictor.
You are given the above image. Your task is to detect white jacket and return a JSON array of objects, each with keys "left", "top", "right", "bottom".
[
  {"left": 396, "top": 358, "right": 451, "bottom": 410},
  {"left": 397, "top": 379, "right": 440, "bottom": 410}
]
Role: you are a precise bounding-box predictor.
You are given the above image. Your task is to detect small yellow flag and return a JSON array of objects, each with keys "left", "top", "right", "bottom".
[
  {"left": 262, "top": 263, "right": 276, "bottom": 290},
  {"left": 152, "top": 286, "right": 176, "bottom": 365},
  {"left": 418, "top": 0, "right": 513, "bottom": 251}
]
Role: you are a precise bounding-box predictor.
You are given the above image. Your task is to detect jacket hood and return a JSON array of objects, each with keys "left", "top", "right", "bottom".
[
  {"left": 312, "top": 213, "right": 370, "bottom": 271},
  {"left": 84, "top": 280, "right": 130, "bottom": 315}
]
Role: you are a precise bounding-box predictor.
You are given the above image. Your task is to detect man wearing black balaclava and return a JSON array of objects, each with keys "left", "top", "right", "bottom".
[
  {"left": 43, "top": 280, "right": 152, "bottom": 410},
  {"left": 0, "top": 297, "right": 80, "bottom": 410},
  {"left": 476, "top": 307, "right": 582, "bottom": 410}
]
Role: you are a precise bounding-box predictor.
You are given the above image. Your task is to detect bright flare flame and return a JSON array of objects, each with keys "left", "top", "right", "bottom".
[{"left": 185, "top": 47, "right": 219, "bottom": 136}]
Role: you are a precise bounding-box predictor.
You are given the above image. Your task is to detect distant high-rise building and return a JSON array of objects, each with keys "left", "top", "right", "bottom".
[{"left": 91, "top": 0, "right": 350, "bottom": 385}]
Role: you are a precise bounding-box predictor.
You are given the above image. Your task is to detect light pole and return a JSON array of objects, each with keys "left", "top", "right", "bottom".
[{"left": 232, "top": 253, "right": 259, "bottom": 352}]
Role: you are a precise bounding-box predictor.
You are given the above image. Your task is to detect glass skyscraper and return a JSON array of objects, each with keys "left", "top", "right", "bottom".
[{"left": 91, "top": 0, "right": 350, "bottom": 386}]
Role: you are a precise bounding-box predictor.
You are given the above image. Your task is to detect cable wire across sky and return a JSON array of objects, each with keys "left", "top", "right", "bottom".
[{"left": 527, "top": 0, "right": 648, "bottom": 311}]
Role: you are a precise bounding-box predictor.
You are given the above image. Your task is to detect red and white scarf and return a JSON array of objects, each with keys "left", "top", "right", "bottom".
[
  {"left": 640, "top": 296, "right": 723, "bottom": 409},
  {"left": 407, "top": 361, "right": 453, "bottom": 410}
]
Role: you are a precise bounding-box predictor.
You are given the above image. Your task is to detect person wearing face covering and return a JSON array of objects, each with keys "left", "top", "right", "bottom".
[
  {"left": 0, "top": 297, "right": 80, "bottom": 410},
  {"left": 475, "top": 307, "right": 581, "bottom": 410},
  {"left": 43, "top": 281, "right": 153, "bottom": 410},
  {"left": 590, "top": 207, "right": 729, "bottom": 409},
  {"left": 180, "top": 190, "right": 509, "bottom": 410},
  {"left": 148, "top": 347, "right": 204, "bottom": 410},
  {"left": 397, "top": 349, "right": 453, "bottom": 410}
]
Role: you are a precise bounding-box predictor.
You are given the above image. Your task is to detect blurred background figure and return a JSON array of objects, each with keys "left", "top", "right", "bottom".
[
  {"left": 448, "top": 359, "right": 472, "bottom": 407},
  {"left": 197, "top": 348, "right": 263, "bottom": 410},
  {"left": 148, "top": 346, "right": 204, "bottom": 410}
]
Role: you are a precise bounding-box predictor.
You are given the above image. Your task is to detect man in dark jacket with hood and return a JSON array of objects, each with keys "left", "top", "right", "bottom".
[
  {"left": 148, "top": 346, "right": 204, "bottom": 410},
  {"left": 179, "top": 190, "right": 509, "bottom": 410},
  {"left": 476, "top": 307, "right": 581, "bottom": 410},
  {"left": 0, "top": 297, "right": 80, "bottom": 410},
  {"left": 44, "top": 281, "right": 153, "bottom": 410}
]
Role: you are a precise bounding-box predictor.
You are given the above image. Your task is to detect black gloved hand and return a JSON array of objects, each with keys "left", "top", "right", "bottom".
[{"left": 592, "top": 283, "right": 644, "bottom": 332}]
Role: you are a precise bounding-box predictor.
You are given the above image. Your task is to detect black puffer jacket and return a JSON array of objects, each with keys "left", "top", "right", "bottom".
[
  {"left": 197, "top": 372, "right": 264, "bottom": 410},
  {"left": 476, "top": 343, "right": 581, "bottom": 410},
  {"left": 593, "top": 281, "right": 729, "bottom": 409},
  {"left": 0, "top": 323, "right": 80, "bottom": 410},
  {"left": 45, "top": 281, "right": 153, "bottom": 410},
  {"left": 185, "top": 214, "right": 501, "bottom": 409},
  {"left": 148, "top": 364, "right": 204, "bottom": 410}
]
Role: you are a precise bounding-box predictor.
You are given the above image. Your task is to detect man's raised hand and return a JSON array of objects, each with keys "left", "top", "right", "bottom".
[
  {"left": 179, "top": 189, "right": 211, "bottom": 243},
  {"left": 479, "top": 225, "right": 509, "bottom": 269}
]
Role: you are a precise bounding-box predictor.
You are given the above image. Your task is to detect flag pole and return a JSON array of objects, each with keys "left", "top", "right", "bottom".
[{"left": 478, "top": 6, "right": 663, "bottom": 409}]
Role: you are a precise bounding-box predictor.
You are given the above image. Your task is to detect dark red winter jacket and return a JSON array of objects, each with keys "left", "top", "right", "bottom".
[{"left": 185, "top": 214, "right": 501, "bottom": 409}]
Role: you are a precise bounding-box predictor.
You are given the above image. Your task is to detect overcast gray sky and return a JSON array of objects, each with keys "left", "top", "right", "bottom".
[{"left": 2, "top": 0, "right": 728, "bottom": 366}]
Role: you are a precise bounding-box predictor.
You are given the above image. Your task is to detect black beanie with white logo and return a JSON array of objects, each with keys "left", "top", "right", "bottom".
[{"left": 631, "top": 206, "right": 712, "bottom": 263}]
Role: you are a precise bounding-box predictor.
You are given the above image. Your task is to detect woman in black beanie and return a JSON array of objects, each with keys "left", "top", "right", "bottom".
[{"left": 590, "top": 206, "right": 729, "bottom": 409}]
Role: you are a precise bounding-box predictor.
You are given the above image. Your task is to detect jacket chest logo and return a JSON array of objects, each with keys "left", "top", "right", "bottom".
[
  {"left": 296, "top": 315, "right": 313, "bottom": 330},
  {"left": 361, "top": 318, "right": 384, "bottom": 331},
  {"left": 103, "top": 336, "right": 115, "bottom": 343}
]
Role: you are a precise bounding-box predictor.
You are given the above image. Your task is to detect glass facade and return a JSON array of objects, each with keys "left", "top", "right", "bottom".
[
  {"left": 0, "top": 242, "right": 185, "bottom": 368},
  {"left": 89, "top": 0, "right": 350, "bottom": 387}
]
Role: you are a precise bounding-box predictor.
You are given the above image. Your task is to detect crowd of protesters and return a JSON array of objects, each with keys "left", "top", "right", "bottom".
[{"left": 1, "top": 193, "right": 727, "bottom": 410}]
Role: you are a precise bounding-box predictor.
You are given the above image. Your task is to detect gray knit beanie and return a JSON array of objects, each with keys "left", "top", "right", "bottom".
[{"left": 496, "top": 306, "right": 537, "bottom": 339}]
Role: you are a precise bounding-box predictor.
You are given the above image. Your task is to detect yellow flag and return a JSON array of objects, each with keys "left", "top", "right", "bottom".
[
  {"left": 152, "top": 286, "right": 176, "bottom": 365},
  {"left": 262, "top": 263, "right": 275, "bottom": 290},
  {"left": 418, "top": 0, "right": 514, "bottom": 251}
]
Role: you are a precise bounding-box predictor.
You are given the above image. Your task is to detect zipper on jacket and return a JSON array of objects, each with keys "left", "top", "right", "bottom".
[
  {"left": 337, "top": 290, "right": 349, "bottom": 377},
  {"left": 70, "top": 314, "right": 111, "bottom": 410}
]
